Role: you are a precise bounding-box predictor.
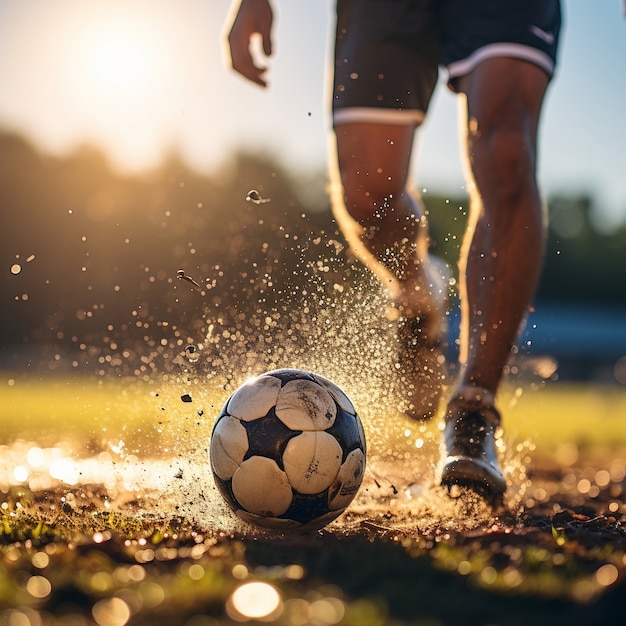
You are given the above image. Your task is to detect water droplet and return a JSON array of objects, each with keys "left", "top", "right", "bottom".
[{"left": 246, "top": 189, "right": 271, "bottom": 204}]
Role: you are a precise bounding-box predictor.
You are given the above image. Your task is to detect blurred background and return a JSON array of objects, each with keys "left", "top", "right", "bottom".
[{"left": 1, "top": 0, "right": 625, "bottom": 385}]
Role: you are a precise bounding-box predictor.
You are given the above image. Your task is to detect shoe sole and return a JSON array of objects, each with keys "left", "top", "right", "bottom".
[{"left": 441, "top": 456, "right": 506, "bottom": 502}]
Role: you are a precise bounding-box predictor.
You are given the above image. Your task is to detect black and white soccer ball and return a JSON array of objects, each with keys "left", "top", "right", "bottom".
[{"left": 209, "top": 368, "right": 366, "bottom": 531}]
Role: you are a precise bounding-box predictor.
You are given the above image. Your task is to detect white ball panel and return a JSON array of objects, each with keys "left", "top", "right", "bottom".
[
  {"left": 275, "top": 379, "right": 337, "bottom": 431},
  {"left": 228, "top": 375, "right": 281, "bottom": 421},
  {"left": 328, "top": 448, "right": 366, "bottom": 510},
  {"left": 210, "top": 416, "right": 248, "bottom": 481},
  {"left": 312, "top": 374, "right": 356, "bottom": 415},
  {"left": 232, "top": 456, "right": 293, "bottom": 516},
  {"left": 283, "top": 432, "right": 342, "bottom": 494}
]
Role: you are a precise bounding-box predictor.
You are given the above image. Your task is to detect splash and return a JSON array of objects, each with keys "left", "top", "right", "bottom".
[
  {"left": 3, "top": 227, "right": 533, "bottom": 535},
  {"left": 152, "top": 231, "right": 532, "bottom": 533}
]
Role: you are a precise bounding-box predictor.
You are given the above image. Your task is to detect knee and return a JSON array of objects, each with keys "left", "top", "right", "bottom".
[
  {"left": 340, "top": 171, "right": 404, "bottom": 223},
  {"left": 471, "top": 128, "right": 536, "bottom": 201}
]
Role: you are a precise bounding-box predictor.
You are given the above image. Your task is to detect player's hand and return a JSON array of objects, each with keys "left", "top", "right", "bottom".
[{"left": 226, "top": 0, "right": 274, "bottom": 87}]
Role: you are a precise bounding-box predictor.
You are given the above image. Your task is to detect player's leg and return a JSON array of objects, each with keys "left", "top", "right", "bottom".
[
  {"left": 331, "top": 122, "right": 431, "bottom": 311},
  {"left": 437, "top": 0, "right": 561, "bottom": 498},
  {"left": 330, "top": 1, "right": 447, "bottom": 420},
  {"left": 458, "top": 59, "right": 549, "bottom": 393},
  {"left": 330, "top": 122, "right": 448, "bottom": 420},
  {"left": 440, "top": 57, "right": 550, "bottom": 497}
]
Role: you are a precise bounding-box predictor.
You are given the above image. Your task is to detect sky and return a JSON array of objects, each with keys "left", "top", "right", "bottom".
[{"left": 0, "top": 0, "right": 625, "bottom": 229}]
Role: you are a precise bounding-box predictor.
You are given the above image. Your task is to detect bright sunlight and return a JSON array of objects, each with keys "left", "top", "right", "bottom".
[
  {"left": 0, "top": 0, "right": 331, "bottom": 176},
  {"left": 64, "top": 9, "right": 178, "bottom": 171},
  {"left": 73, "top": 19, "right": 162, "bottom": 101},
  {"left": 0, "top": 0, "right": 216, "bottom": 173}
]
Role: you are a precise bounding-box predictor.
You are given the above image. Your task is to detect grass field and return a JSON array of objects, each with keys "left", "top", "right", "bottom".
[
  {"left": 1, "top": 373, "right": 626, "bottom": 626},
  {"left": 4, "top": 373, "right": 626, "bottom": 451}
]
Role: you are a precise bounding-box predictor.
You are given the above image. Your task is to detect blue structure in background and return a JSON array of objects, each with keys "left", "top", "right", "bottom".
[
  {"left": 522, "top": 303, "right": 626, "bottom": 383},
  {"left": 446, "top": 302, "right": 626, "bottom": 384}
]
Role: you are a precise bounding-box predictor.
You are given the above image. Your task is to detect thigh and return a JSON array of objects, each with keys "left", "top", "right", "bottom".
[
  {"left": 333, "top": 0, "right": 439, "bottom": 126},
  {"left": 457, "top": 58, "right": 550, "bottom": 204}
]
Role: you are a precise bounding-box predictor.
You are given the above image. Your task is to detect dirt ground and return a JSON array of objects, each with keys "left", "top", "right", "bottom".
[{"left": 1, "top": 441, "right": 625, "bottom": 626}]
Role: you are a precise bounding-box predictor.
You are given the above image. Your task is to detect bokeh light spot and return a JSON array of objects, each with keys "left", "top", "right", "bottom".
[
  {"left": 31, "top": 552, "right": 50, "bottom": 569},
  {"left": 26, "top": 575, "right": 52, "bottom": 599},
  {"left": 92, "top": 597, "right": 131, "bottom": 626},
  {"left": 596, "top": 563, "right": 618, "bottom": 587},
  {"left": 228, "top": 581, "right": 282, "bottom": 620}
]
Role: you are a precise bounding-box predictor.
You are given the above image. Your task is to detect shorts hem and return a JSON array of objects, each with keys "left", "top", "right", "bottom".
[
  {"left": 333, "top": 107, "right": 425, "bottom": 127},
  {"left": 447, "top": 43, "right": 555, "bottom": 82}
]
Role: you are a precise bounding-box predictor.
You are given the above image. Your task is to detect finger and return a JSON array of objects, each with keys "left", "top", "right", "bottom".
[
  {"left": 262, "top": 32, "right": 272, "bottom": 57},
  {"left": 230, "top": 52, "right": 268, "bottom": 87},
  {"left": 236, "top": 65, "right": 268, "bottom": 87},
  {"left": 241, "top": 67, "right": 268, "bottom": 87}
]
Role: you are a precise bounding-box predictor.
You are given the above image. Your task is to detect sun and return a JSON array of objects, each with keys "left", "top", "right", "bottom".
[
  {"left": 71, "top": 17, "right": 166, "bottom": 108},
  {"left": 85, "top": 25, "right": 156, "bottom": 95},
  {"left": 58, "top": 8, "right": 181, "bottom": 172}
]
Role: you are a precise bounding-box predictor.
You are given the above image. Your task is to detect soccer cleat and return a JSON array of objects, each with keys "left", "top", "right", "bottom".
[{"left": 439, "top": 387, "right": 506, "bottom": 498}]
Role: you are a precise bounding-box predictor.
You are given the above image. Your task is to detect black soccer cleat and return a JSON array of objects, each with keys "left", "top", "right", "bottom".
[{"left": 439, "top": 387, "right": 506, "bottom": 500}]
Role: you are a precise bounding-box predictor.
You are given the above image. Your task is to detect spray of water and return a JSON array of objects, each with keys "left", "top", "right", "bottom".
[
  {"left": 151, "top": 231, "right": 533, "bottom": 536},
  {"left": 3, "top": 222, "right": 534, "bottom": 536}
]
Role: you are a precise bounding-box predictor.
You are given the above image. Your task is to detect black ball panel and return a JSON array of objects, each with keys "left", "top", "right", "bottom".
[
  {"left": 264, "top": 368, "right": 316, "bottom": 385},
  {"left": 325, "top": 406, "right": 365, "bottom": 461},
  {"left": 280, "top": 489, "right": 332, "bottom": 525},
  {"left": 241, "top": 407, "right": 301, "bottom": 469},
  {"left": 213, "top": 406, "right": 231, "bottom": 428}
]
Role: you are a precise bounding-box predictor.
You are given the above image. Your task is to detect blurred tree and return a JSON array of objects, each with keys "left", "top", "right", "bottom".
[
  {"left": 0, "top": 133, "right": 344, "bottom": 374},
  {"left": 539, "top": 193, "right": 626, "bottom": 305}
]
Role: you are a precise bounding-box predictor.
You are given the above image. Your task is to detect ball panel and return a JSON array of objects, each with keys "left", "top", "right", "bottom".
[
  {"left": 328, "top": 448, "right": 366, "bottom": 510},
  {"left": 311, "top": 373, "right": 357, "bottom": 415},
  {"left": 275, "top": 379, "right": 336, "bottom": 431},
  {"left": 210, "top": 415, "right": 248, "bottom": 480},
  {"left": 241, "top": 409, "right": 300, "bottom": 469},
  {"left": 281, "top": 489, "right": 334, "bottom": 526},
  {"left": 325, "top": 407, "right": 365, "bottom": 461},
  {"left": 228, "top": 375, "right": 281, "bottom": 421},
  {"left": 236, "top": 510, "right": 303, "bottom": 531},
  {"left": 264, "top": 368, "right": 316, "bottom": 384},
  {"left": 232, "top": 456, "right": 293, "bottom": 516},
  {"left": 300, "top": 509, "right": 345, "bottom": 531},
  {"left": 356, "top": 413, "right": 367, "bottom": 456},
  {"left": 283, "top": 432, "right": 342, "bottom": 494}
]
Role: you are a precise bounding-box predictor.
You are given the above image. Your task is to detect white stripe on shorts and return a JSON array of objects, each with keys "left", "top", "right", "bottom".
[
  {"left": 333, "top": 107, "right": 425, "bottom": 127},
  {"left": 447, "top": 43, "right": 555, "bottom": 81}
]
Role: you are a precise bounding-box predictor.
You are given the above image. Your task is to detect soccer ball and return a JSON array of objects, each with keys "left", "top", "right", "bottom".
[{"left": 209, "top": 368, "right": 366, "bottom": 531}]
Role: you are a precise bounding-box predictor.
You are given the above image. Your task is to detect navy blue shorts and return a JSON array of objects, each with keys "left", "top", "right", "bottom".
[{"left": 333, "top": 0, "right": 562, "bottom": 126}]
